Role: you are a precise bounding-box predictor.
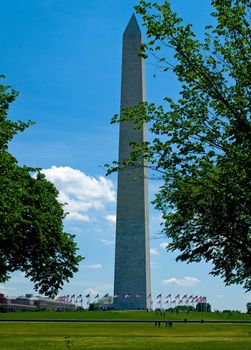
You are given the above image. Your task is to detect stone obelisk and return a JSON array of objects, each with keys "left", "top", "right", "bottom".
[{"left": 113, "top": 14, "right": 151, "bottom": 310}]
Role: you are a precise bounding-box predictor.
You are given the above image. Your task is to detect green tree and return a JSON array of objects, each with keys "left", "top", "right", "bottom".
[
  {"left": 108, "top": 1, "right": 251, "bottom": 290},
  {"left": 175, "top": 305, "right": 195, "bottom": 313},
  {"left": 247, "top": 302, "right": 251, "bottom": 313},
  {"left": 0, "top": 76, "right": 83, "bottom": 297},
  {"left": 89, "top": 295, "right": 113, "bottom": 311},
  {"left": 196, "top": 302, "right": 211, "bottom": 312}
]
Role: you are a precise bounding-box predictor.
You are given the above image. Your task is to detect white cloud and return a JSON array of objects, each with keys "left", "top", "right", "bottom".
[
  {"left": 160, "top": 242, "right": 169, "bottom": 250},
  {"left": 83, "top": 288, "right": 100, "bottom": 296},
  {"left": 100, "top": 239, "right": 114, "bottom": 246},
  {"left": 162, "top": 277, "right": 199, "bottom": 286},
  {"left": 41, "top": 166, "right": 116, "bottom": 222},
  {"left": 104, "top": 214, "right": 116, "bottom": 225},
  {"left": 85, "top": 264, "right": 102, "bottom": 269},
  {"left": 62, "top": 282, "right": 113, "bottom": 299},
  {"left": 150, "top": 248, "right": 160, "bottom": 256},
  {"left": 68, "top": 226, "right": 82, "bottom": 233},
  {"left": 0, "top": 284, "right": 15, "bottom": 293},
  {"left": 66, "top": 212, "right": 91, "bottom": 222},
  {"left": 95, "top": 228, "right": 102, "bottom": 234},
  {"left": 82, "top": 284, "right": 113, "bottom": 297}
]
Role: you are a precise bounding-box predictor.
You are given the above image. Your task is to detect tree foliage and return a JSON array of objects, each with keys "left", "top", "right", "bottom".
[
  {"left": 89, "top": 295, "right": 113, "bottom": 311},
  {"left": 246, "top": 302, "right": 251, "bottom": 313},
  {"left": 109, "top": 1, "right": 251, "bottom": 290},
  {"left": 196, "top": 302, "right": 211, "bottom": 312},
  {"left": 0, "top": 76, "right": 83, "bottom": 297},
  {"left": 172, "top": 305, "right": 195, "bottom": 313}
]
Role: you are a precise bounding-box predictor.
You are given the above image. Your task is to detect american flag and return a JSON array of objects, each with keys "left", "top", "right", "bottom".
[
  {"left": 198, "top": 296, "right": 207, "bottom": 302},
  {"left": 114, "top": 294, "right": 120, "bottom": 299},
  {"left": 136, "top": 293, "right": 141, "bottom": 298},
  {"left": 124, "top": 293, "right": 130, "bottom": 299}
]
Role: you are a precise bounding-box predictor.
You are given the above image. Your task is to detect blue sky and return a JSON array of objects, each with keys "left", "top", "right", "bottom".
[{"left": 0, "top": 0, "right": 249, "bottom": 311}]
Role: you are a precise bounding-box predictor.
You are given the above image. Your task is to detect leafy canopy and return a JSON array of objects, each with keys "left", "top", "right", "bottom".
[
  {"left": 109, "top": 1, "right": 251, "bottom": 290},
  {"left": 0, "top": 76, "right": 83, "bottom": 297}
]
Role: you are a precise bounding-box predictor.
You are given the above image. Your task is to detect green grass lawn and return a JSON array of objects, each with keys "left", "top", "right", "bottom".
[
  {"left": 0, "top": 322, "right": 250, "bottom": 350},
  {"left": 0, "top": 310, "right": 250, "bottom": 321}
]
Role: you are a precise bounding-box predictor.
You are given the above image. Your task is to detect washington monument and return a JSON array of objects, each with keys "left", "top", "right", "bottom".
[{"left": 113, "top": 14, "right": 151, "bottom": 310}]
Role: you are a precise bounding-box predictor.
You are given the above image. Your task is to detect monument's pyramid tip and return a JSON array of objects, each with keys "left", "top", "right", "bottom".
[{"left": 124, "top": 13, "right": 141, "bottom": 35}]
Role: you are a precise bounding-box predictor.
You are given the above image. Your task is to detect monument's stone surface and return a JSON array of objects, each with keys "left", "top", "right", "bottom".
[{"left": 113, "top": 14, "right": 151, "bottom": 310}]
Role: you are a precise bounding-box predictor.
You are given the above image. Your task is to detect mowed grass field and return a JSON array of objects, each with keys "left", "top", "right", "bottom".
[
  {"left": 0, "top": 310, "right": 250, "bottom": 320},
  {"left": 0, "top": 311, "right": 250, "bottom": 349},
  {"left": 0, "top": 322, "right": 250, "bottom": 350}
]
